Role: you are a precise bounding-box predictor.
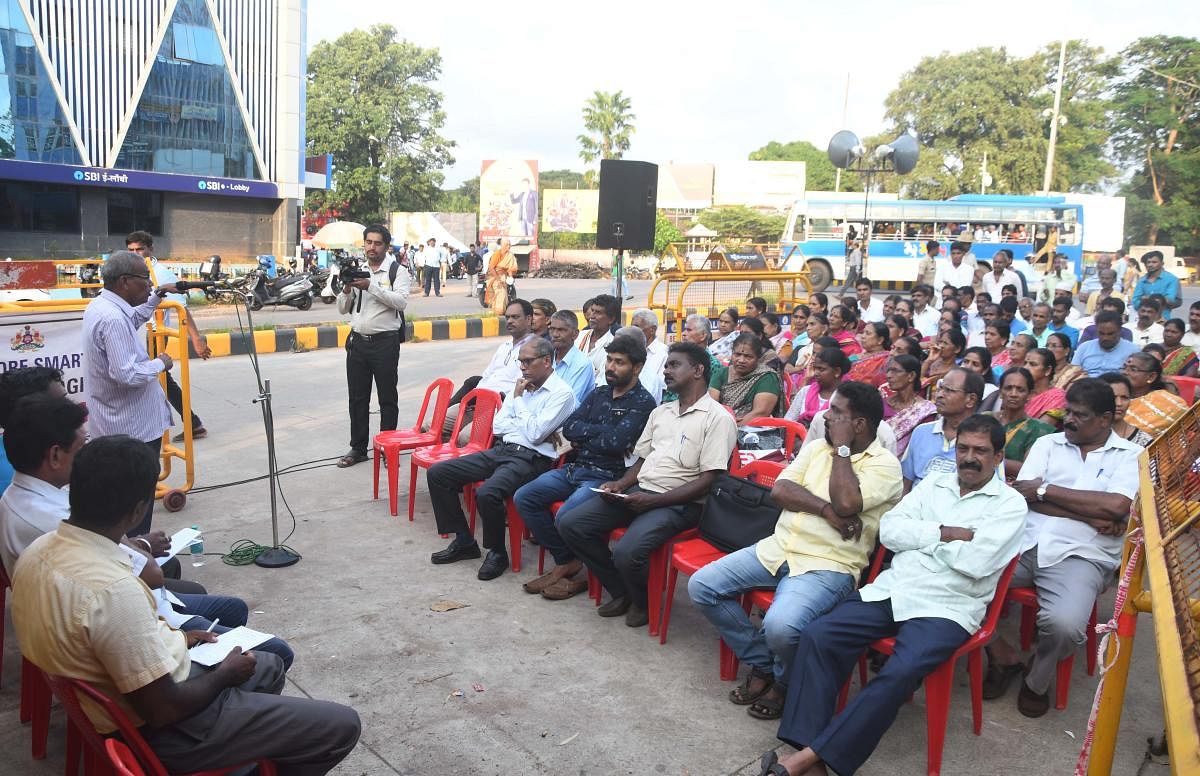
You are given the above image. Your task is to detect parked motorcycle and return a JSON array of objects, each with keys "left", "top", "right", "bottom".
[
  {"left": 246, "top": 265, "right": 313, "bottom": 311},
  {"left": 477, "top": 276, "right": 516, "bottom": 309}
]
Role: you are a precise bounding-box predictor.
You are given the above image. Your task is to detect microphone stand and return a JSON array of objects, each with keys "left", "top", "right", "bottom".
[{"left": 234, "top": 284, "right": 300, "bottom": 568}]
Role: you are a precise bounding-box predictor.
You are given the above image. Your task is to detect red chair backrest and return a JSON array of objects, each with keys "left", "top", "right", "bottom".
[
  {"left": 739, "top": 459, "right": 786, "bottom": 489},
  {"left": 412, "top": 378, "right": 454, "bottom": 435},
  {"left": 976, "top": 555, "right": 1022, "bottom": 639},
  {"left": 1171, "top": 376, "right": 1200, "bottom": 405},
  {"left": 105, "top": 738, "right": 146, "bottom": 776},
  {"left": 446, "top": 388, "right": 502, "bottom": 451},
  {"left": 46, "top": 675, "right": 170, "bottom": 776}
]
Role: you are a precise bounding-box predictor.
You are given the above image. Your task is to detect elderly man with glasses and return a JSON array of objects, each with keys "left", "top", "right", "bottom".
[
  {"left": 82, "top": 250, "right": 181, "bottom": 536},
  {"left": 899, "top": 367, "right": 986, "bottom": 493}
]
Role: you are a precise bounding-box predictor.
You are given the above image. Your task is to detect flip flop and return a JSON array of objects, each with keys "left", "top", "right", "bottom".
[
  {"left": 540, "top": 577, "right": 589, "bottom": 600},
  {"left": 337, "top": 452, "right": 368, "bottom": 468}
]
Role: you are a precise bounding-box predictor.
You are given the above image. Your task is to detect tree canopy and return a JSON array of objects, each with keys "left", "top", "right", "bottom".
[
  {"left": 304, "top": 25, "right": 454, "bottom": 224},
  {"left": 578, "top": 90, "right": 636, "bottom": 180},
  {"left": 697, "top": 206, "right": 786, "bottom": 244},
  {"left": 748, "top": 140, "right": 859, "bottom": 191}
]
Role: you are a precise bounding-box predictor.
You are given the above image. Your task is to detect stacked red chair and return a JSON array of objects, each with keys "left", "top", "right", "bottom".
[
  {"left": 406, "top": 388, "right": 502, "bottom": 522},
  {"left": 372, "top": 378, "right": 453, "bottom": 517}
]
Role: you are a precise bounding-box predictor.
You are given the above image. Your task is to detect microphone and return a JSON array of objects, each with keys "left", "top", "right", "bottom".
[{"left": 174, "top": 280, "right": 217, "bottom": 291}]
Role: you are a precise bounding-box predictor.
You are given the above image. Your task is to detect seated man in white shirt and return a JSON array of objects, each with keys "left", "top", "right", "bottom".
[
  {"left": 575, "top": 294, "right": 622, "bottom": 382},
  {"left": 427, "top": 338, "right": 576, "bottom": 580},
  {"left": 437, "top": 299, "right": 536, "bottom": 440},
  {"left": 760, "top": 414, "right": 1026, "bottom": 776},
  {"left": 0, "top": 394, "right": 295, "bottom": 667},
  {"left": 982, "top": 379, "right": 1141, "bottom": 717},
  {"left": 627, "top": 308, "right": 669, "bottom": 402},
  {"left": 854, "top": 278, "right": 885, "bottom": 323},
  {"left": 909, "top": 284, "right": 941, "bottom": 339},
  {"left": 934, "top": 243, "right": 977, "bottom": 295}
]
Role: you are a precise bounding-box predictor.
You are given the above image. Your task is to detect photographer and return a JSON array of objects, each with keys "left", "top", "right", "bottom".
[{"left": 337, "top": 224, "right": 411, "bottom": 468}]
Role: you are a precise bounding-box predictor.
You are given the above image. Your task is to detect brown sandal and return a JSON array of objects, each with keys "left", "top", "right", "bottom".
[
  {"left": 522, "top": 572, "right": 559, "bottom": 594},
  {"left": 540, "top": 577, "right": 589, "bottom": 600},
  {"left": 747, "top": 685, "right": 786, "bottom": 720},
  {"left": 729, "top": 666, "right": 773, "bottom": 705}
]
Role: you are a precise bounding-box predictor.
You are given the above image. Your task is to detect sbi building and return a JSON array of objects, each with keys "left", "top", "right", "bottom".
[{"left": 0, "top": 0, "right": 307, "bottom": 260}]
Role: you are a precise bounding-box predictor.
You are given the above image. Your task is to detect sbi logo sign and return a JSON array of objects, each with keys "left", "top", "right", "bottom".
[
  {"left": 197, "top": 181, "right": 207, "bottom": 190},
  {"left": 73, "top": 170, "right": 84, "bottom": 181}
]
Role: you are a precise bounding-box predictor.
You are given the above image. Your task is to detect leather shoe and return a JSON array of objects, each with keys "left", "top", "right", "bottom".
[
  {"left": 1017, "top": 680, "right": 1050, "bottom": 718},
  {"left": 477, "top": 550, "right": 509, "bottom": 580},
  {"left": 430, "top": 540, "right": 481, "bottom": 565},
  {"left": 625, "top": 604, "right": 649, "bottom": 628},
  {"left": 597, "top": 596, "right": 631, "bottom": 617},
  {"left": 982, "top": 661, "right": 1024, "bottom": 700}
]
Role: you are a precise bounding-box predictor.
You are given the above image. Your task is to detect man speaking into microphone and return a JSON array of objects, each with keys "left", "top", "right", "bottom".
[{"left": 337, "top": 224, "right": 411, "bottom": 468}]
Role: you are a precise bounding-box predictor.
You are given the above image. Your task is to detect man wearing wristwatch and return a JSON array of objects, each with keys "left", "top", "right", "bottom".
[{"left": 982, "top": 378, "right": 1141, "bottom": 718}]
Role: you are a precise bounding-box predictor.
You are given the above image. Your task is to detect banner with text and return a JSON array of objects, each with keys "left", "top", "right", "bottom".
[
  {"left": 541, "top": 189, "right": 599, "bottom": 234},
  {"left": 479, "top": 159, "right": 538, "bottom": 244},
  {"left": 0, "top": 311, "right": 86, "bottom": 397}
]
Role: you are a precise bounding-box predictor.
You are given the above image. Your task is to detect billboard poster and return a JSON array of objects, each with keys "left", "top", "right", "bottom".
[
  {"left": 0, "top": 311, "right": 86, "bottom": 398},
  {"left": 479, "top": 159, "right": 538, "bottom": 244},
  {"left": 541, "top": 189, "right": 599, "bottom": 234}
]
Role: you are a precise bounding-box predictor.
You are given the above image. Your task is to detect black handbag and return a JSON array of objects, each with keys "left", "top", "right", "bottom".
[{"left": 698, "top": 472, "right": 782, "bottom": 553}]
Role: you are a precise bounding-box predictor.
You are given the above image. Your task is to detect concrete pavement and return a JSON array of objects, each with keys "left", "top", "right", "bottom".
[{"left": 0, "top": 338, "right": 1171, "bottom": 776}]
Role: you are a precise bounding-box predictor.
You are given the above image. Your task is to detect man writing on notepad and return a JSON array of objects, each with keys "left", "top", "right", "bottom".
[{"left": 11, "top": 436, "right": 360, "bottom": 774}]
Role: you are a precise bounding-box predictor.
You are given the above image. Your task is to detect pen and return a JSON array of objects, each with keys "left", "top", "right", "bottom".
[{"left": 205, "top": 619, "right": 219, "bottom": 633}]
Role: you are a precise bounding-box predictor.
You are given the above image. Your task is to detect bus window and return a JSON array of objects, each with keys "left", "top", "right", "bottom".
[{"left": 807, "top": 218, "right": 839, "bottom": 239}]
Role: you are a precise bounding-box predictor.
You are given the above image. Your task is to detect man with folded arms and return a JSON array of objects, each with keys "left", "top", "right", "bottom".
[
  {"left": 689, "top": 382, "right": 902, "bottom": 721},
  {"left": 12, "top": 436, "right": 359, "bottom": 774},
  {"left": 982, "top": 379, "right": 1141, "bottom": 717},
  {"left": 428, "top": 337, "right": 576, "bottom": 580},
  {"left": 558, "top": 342, "right": 737, "bottom": 628},
  {"left": 758, "top": 415, "right": 1025, "bottom": 776}
]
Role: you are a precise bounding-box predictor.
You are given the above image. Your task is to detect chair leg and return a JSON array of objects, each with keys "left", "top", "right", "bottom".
[
  {"left": 372, "top": 444, "right": 381, "bottom": 499},
  {"left": 589, "top": 571, "right": 600, "bottom": 605},
  {"left": 1019, "top": 603, "right": 1036, "bottom": 651},
  {"left": 836, "top": 674, "right": 852, "bottom": 713},
  {"left": 538, "top": 546, "right": 546, "bottom": 576},
  {"left": 407, "top": 461, "right": 419, "bottom": 521},
  {"left": 65, "top": 719, "right": 81, "bottom": 776},
  {"left": 923, "top": 661, "right": 956, "bottom": 776},
  {"left": 659, "top": 567, "right": 679, "bottom": 645},
  {"left": 719, "top": 637, "right": 739, "bottom": 681},
  {"left": 647, "top": 545, "right": 667, "bottom": 638},
  {"left": 1055, "top": 654, "right": 1075, "bottom": 710},
  {"left": 20, "top": 656, "right": 32, "bottom": 723},
  {"left": 387, "top": 448, "right": 402, "bottom": 517},
  {"left": 28, "top": 663, "right": 49, "bottom": 760},
  {"left": 968, "top": 648, "right": 984, "bottom": 735},
  {"left": 507, "top": 503, "right": 523, "bottom": 573}
]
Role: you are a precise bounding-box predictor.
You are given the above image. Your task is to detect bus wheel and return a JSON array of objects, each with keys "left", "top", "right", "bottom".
[
  {"left": 163, "top": 489, "right": 187, "bottom": 512},
  {"left": 805, "top": 260, "right": 833, "bottom": 292}
]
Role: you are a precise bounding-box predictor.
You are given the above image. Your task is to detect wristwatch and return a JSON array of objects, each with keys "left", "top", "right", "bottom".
[
  {"left": 836, "top": 445, "right": 851, "bottom": 458},
  {"left": 1036, "top": 483, "right": 1049, "bottom": 502}
]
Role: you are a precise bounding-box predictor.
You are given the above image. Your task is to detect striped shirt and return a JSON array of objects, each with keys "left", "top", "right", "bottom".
[{"left": 82, "top": 289, "right": 173, "bottom": 442}]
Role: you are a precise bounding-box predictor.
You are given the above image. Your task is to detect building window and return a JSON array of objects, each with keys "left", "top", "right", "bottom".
[
  {"left": 114, "top": 0, "right": 260, "bottom": 180},
  {"left": 107, "top": 190, "right": 164, "bottom": 236},
  {"left": 0, "top": 181, "right": 80, "bottom": 232},
  {"left": 0, "top": 2, "right": 83, "bottom": 164}
]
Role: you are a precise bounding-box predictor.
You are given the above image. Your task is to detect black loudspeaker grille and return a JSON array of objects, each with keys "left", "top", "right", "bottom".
[{"left": 596, "top": 159, "right": 658, "bottom": 251}]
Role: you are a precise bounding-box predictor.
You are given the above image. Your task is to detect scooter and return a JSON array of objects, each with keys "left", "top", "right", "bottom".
[
  {"left": 246, "top": 265, "right": 313, "bottom": 311},
  {"left": 477, "top": 276, "right": 516, "bottom": 309}
]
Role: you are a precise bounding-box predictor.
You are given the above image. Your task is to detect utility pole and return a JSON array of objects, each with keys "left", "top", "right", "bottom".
[
  {"left": 1041, "top": 40, "right": 1067, "bottom": 195},
  {"left": 834, "top": 72, "right": 850, "bottom": 193}
]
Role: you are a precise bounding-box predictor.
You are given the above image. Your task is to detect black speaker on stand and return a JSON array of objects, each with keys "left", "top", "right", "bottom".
[{"left": 596, "top": 159, "right": 658, "bottom": 317}]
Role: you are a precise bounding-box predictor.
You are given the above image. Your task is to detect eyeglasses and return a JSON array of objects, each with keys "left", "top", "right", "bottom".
[
  {"left": 517, "top": 356, "right": 548, "bottom": 366},
  {"left": 121, "top": 273, "right": 151, "bottom": 282},
  {"left": 935, "top": 380, "right": 965, "bottom": 394}
]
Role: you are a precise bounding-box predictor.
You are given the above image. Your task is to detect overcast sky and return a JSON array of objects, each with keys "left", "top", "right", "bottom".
[{"left": 306, "top": 0, "right": 1200, "bottom": 187}]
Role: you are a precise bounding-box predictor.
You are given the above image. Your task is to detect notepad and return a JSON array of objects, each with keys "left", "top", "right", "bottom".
[
  {"left": 157, "top": 527, "right": 202, "bottom": 566},
  {"left": 589, "top": 487, "right": 627, "bottom": 498},
  {"left": 187, "top": 626, "right": 274, "bottom": 666}
]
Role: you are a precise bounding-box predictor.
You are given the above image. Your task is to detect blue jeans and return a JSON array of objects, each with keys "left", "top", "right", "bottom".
[
  {"left": 513, "top": 465, "right": 611, "bottom": 566},
  {"left": 176, "top": 594, "right": 295, "bottom": 670},
  {"left": 688, "top": 547, "right": 854, "bottom": 685}
]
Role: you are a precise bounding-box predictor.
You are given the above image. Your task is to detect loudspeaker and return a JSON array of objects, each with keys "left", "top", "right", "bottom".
[{"left": 596, "top": 159, "right": 658, "bottom": 251}]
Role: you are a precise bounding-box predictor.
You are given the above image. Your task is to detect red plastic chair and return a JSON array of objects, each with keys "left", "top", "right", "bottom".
[
  {"left": 1, "top": 563, "right": 51, "bottom": 759},
  {"left": 843, "top": 556, "right": 1021, "bottom": 776},
  {"left": 658, "top": 460, "right": 787, "bottom": 647},
  {"left": 1007, "top": 586, "right": 1098, "bottom": 710},
  {"left": 406, "top": 388, "right": 502, "bottom": 521},
  {"left": 536, "top": 501, "right": 565, "bottom": 575},
  {"left": 44, "top": 674, "right": 278, "bottom": 776},
  {"left": 106, "top": 738, "right": 143, "bottom": 775},
  {"left": 372, "top": 378, "right": 453, "bottom": 517},
  {"left": 1170, "top": 375, "right": 1200, "bottom": 404}
]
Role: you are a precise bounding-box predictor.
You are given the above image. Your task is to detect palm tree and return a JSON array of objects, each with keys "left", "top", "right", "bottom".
[{"left": 577, "top": 90, "right": 636, "bottom": 169}]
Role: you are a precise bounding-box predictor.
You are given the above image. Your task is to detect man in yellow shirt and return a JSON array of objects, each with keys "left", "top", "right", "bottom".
[
  {"left": 688, "top": 382, "right": 903, "bottom": 721},
  {"left": 12, "top": 436, "right": 360, "bottom": 774}
]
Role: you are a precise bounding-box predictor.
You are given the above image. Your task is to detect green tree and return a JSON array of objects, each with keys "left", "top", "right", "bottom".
[
  {"left": 697, "top": 206, "right": 787, "bottom": 243},
  {"left": 436, "top": 176, "right": 479, "bottom": 212},
  {"left": 748, "top": 140, "right": 860, "bottom": 191},
  {"left": 577, "top": 90, "right": 636, "bottom": 182},
  {"left": 1110, "top": 36, "right": 1200, "bottom": 251},
  {"left": 880, "top": 44, "right": 1114, "bottom": 199},
  {"left": 304, "top": 25, "right": 455, "bottom": 224},
  {"left": 653, "top": 212, "right": 683, "bottom": 254}
]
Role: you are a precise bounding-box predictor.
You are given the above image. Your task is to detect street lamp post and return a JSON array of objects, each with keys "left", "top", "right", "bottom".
[{"left": 1041, "top": 40, "right": 1068, "bottom": 195}]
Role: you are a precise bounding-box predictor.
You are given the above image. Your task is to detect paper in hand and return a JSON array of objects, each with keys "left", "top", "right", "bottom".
[{"left": 187, "top": 626, "right": 274, "bottom": 666}]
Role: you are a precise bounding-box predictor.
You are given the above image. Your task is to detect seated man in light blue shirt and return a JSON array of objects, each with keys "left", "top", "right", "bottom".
[
  {"left": 901, "top": 368, "right": 984, "bottom": 491},
  {"left": 982, "top": 378, "right": 1141, "bottom": 718},
  {"left": 427, "top": 338, "right": 576, "bottom": 581},
  {"left": 547, "top": 311, "right": 594, "bottom": 406},
  {"left": 762, "top": 414, "right": 1026, "bottom": 776},
  {"left": 1047, "top": 297, "right": 1079, "bottom": 349},
  {"left": 1072, "top": 311, "right": 1142, "bottom": 376}
]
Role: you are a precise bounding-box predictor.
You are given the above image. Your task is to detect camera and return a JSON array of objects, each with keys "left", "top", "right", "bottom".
[{"left": 337, "top": 256, "right": 371, "bottom": 284}]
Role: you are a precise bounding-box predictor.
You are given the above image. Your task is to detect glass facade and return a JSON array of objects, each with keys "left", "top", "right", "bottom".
[
  {"left": 0, "top": 0, "right": 82, "bottom": 164},
  {"left": 107, "top": 190, "right": 164, "bottom": 236},
  {"left": 0, "top": 180, "right": 79, "bottom": 232},
  {"left": 115, "top": 0, "right": 260, "bottom": 180}
]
